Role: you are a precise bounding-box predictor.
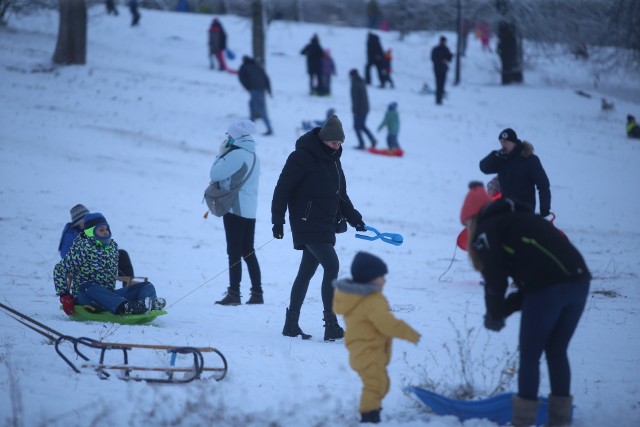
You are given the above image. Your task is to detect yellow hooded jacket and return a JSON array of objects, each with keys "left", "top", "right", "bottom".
[{"left": 333, "top": 279, "right": 420, "bottom": 371}]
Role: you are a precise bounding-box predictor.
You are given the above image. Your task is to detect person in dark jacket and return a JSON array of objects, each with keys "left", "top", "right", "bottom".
[
  {"left": 365, "top": 32, "right": 387, "bottom": 87},
  {"left": 59, "top": 204, "right": 135, "bottom": 279},
  {"left": 350, "top": 69, "right": 377, "bottom": 149},
  {"left": 430, "top": 36, "right": 453, "bottom": 105},
  {"left": 460, "top": 182, "right": 590, "bottom": 427},
  {"left": 239, "top": 56, "right": 273, "bottom": 136},
  {"left": 627, "top": 114, "right": 640, "bottom": 139},
  {"left": 272, "top": 115, "right": 367, "bottom": 342},
  {"left": 208, "top": 18, "right": 227, "bottom": 71},
  {"left": 479, "top": 128, "right": 551, "bottom": 216},
  {"left": 300, "top": 34, "right": 324, "bottom": 95}
]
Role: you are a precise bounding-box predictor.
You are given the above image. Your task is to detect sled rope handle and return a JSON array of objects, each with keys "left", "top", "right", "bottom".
[{"left": 355, "top": 225, "right": 404, "bottom": 246}]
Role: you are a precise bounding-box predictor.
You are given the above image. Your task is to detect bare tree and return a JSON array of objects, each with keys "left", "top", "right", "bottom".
[
  {"left": 251, "top": 0, "right": 265, "bottom": 66},
  {"left": 52, "top": 0, "right": 86, "bottom": 65}
]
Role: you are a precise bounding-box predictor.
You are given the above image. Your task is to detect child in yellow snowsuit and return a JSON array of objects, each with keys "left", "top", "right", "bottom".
[{"left": 333, "top": 252, "right": 420, "bottom": 423}]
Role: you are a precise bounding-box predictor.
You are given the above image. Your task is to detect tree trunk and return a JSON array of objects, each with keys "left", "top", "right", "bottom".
[
  {"left": 251, "top": 0, "right": 265, "bottom": 67},
  {"left": 53, "top": 0, "right": 87, "bottom": 65}
]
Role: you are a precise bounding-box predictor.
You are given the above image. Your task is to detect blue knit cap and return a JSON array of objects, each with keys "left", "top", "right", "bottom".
[{"left": 83, "top": 212, "right": 108, "bottom": 231}]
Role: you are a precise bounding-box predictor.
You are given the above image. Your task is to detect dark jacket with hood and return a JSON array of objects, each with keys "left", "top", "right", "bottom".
[
  {"left": 239, "top": 56, "right": 272, "bottom": 94},
  {"left": 208, "top": 19, "right": 227, "bottom": 53},
  {"left": 479, "top": 141, "right": 551, "bottom": 214},
  {"left": 366, "top": 33, "right": 384, "bottom": 63},
  {"left": 301, "top": 36, "right": 323, "bottom": 75},
  {"left": 350, "top": 73, "right": 369, "bottom": 115},
  {"left": 271, "top": 129, "right": 362, "bottom": 250},
  {"left": 472, "top": 198, "right": 591, "bottom": 321}
]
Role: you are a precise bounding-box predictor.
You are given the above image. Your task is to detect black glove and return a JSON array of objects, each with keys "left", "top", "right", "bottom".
[
  {"left": 354, "top": 221, "right": 366, "bottom": 232},
  {"left": 540, "top": 209, "right": 550, "bottom": 218},
  {"left": 494, "top": 149, "right": 507, "bottom": 159},
  {"left": 272, "top": 224, "right": 284, "bottom": 239},
  {"left": 504, "top": 291, "right": 523, "bottom": 317},
  {"left": 483, "top": 313, "right": 505, "bottom": 332}
]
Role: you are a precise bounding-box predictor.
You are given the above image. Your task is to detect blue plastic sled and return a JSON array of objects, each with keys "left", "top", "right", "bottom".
[
  {"left": 405, "top": 387, "right": 566, "bottom": 426},
  {"left": 355, "top": 225, "right": 403, "bottom": 246}
]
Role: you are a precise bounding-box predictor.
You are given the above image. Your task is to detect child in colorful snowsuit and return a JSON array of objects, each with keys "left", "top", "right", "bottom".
[
  {"left": 54, "top": 212, "right": 165, "bottom": 316},
  {"left": 377, "top": 102, "right": 400, "bottom": 151},
  {"left": 333, "top": 252, "right": 420, "bottom": 423}
]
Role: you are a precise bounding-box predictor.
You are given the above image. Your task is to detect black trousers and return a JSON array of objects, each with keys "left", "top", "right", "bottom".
[
  {"left": 434, "top": 69, "right": 447, "bottom": 104},
  {"left": 223, "top": 213, "right": 262, "bottom": 294},
  {"left": 289, "top": 243, "right": 339, "bottom": 313},
  {"left": 117, "top": 249, "right": 134, "bottom": 277}
]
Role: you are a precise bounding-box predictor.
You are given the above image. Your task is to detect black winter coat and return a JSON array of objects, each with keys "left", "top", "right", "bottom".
[
  {"left": 350, "top": 74, "right": 369, "bottom": 115},
  {"left": 367, "top": 33, "right": 384, "bottom": 63},
  {"left": 208, "top": 22, "right": 227, "bottom": 53},
  {"left": 431, "top": 44, "right": 452, "bottom": 73},
  {"left": 272, "top": 129, "right": 363, "bottom": 250},
  {"left": 473, "top": 199, "right": 591, "bottom": 320},
  {"left": 301, "top": 37, "right": 323, "bottom": 74},
  {"left": 239, "top": 57, "right": 272, "bottom": 94},
  {"left": 479, "top": 142, "right": 550, "bottom": 214}
]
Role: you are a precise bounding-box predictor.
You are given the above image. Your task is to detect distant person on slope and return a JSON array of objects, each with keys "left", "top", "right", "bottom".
[
  {"left": 300, "top": 34, "right": 324, "bottom": 95},
  {"left": 208, "top": 18, "right": 227, "bottom": 71},
  {"left": 627, "top": 114, "right": 640, "bottom": 139},
  {"left": 460, "top": 182, "right": 591, "bottom": 427},
  {"left": 430, "top": 36, "right": 453, "bottom": 105},
  {"left": 479, "top": 128, "right": 551, "bottom": 216},
  {"left": 238, "top": 55, "right": 274, "bottom": 136},
  {"left": 349, "top": 68, "right": 377, "bottom": 149}
]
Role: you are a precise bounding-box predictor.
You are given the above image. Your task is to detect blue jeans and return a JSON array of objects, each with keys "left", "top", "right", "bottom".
[
  {"left": 386, "top": 134, "right": 399, "bottom": 149},
  {"left": 353, "top": 113, "right": 376, "bottom": 148},
  {"left": 518, "top": 279, "right": 590, "bottom": 399},
  {"left": 76, "top": 282, "right": 158, "bottom": 314},
  {"left": 249, "top": 90, "right": 272, "bottom": 133},
  {"left": 289, "top": 243, "right": 339, "bottom": 313}
]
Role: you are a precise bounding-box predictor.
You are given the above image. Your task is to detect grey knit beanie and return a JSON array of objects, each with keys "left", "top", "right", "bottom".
[
  {"left": 319, "top": 115, "right": 345, "bottom": 142},
  {"left": 70, "top": 204, "right": 89, "bottom": 225}
]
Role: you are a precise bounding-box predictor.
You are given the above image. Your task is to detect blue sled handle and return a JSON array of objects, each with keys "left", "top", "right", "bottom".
[{"left": 355, "top": 225, "right": 404, "bottom": 246}]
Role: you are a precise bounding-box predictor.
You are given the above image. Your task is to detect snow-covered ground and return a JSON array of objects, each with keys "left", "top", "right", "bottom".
[{"left": 1, "top": 7, "right": 639, "bottom": 427}]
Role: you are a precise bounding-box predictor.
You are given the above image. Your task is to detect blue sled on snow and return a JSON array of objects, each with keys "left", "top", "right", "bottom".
[{"left": 405, "top": 386, "right": 572, "bottom": 426}]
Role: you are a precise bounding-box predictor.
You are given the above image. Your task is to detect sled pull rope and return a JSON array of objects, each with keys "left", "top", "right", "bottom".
[{"left": 169, "top": 237, "right": 276, "bottom": 308}]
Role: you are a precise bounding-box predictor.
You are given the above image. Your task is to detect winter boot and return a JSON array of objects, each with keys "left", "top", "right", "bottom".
[
  {"left": 547, "top": 395, "right": 573, "bottom": 427},
  {"left": 215, "top": 289, "right": 241, "bottom": 306},
  {"left": 145, "top": 297, "right": 166, "bottom": 311},
  {"left": 323, "top": 311, "right": 344, "bottom": 341},
  {"left": 122, "top": 300, "right": 147, "bottom": 315},
  {"left": 282, "top": 308, "right": 311, "bottom": 339},
  {"left": 511, "top": 395, "right": 540, "bottom": 427},
  {"left": 360, "top": 409, "right": 381, "bottom": 423},
  {"left": 246, "top": 289, "right": 264, "bottom": 305}
]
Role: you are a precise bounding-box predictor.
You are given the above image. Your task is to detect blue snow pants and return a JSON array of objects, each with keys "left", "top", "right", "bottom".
[
  {"left": 518, "top": 279, "right": 590, "bottom": 400},
  {"left": 76, "top": 282, "right": 158, "bottom": 314}
]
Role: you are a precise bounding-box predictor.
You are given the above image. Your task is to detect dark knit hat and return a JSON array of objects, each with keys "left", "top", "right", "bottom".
[
  {"left": 351, "top": 252, "right": 388, "bottom": 283},
  {"left": 319, "top": 115, "right": 345, "bottom": 142},
  {"left": 628, "top": 115, "right": 636, "bottom": 123},
  {"left": 498, "top": 128, "right": 520, "bottom": 144},
  {"left": 70, "top": 204, "right": 89, "bottom": 226},
  {"left": 83, "top": 212, "right": 109, "bottom": 231}
]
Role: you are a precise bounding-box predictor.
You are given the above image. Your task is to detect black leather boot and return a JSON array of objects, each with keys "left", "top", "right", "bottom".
[
  {"left": 246, "top": 289, "right": 264, "bottom": 305},
  {"left": 360, "top": 409, "right": 381, "bottom": 423},
  {"left": 323, "top": 311, "right": 344, "bottom": 341},
  {"left": 282, "top": 308, "right": 311, "bottom": 339},
  {"left": 215, "top": 288, "right": 241, "bottom": 306}
]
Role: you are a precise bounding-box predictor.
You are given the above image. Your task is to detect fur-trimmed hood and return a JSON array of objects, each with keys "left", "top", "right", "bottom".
[{"left": 514, "top": 141, "right": 534, "bottom": 158}]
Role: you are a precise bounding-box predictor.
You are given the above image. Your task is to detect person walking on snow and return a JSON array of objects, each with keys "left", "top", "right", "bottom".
[
  {"left": 365, "top": 32, "right": 387, "bottom": 87},
  {"left": 333, "top": 251, "right": 420, "bottom": 423},
  {"left": 238, "top": 55, "right": 274, "bottom": 136},
  {"left": 54, "top": 212, "right": 165, "bottom": 316},
  {"left": 349, "top": 68, "right": 377, "bottom": 149},
  {"left": 208, "top": 18, "right": 227, "bottom": 71},
  {"left": 479, "top": 128, "right": 551, "bottom": 216},
  {"left": 459, "top": 182, "right": 590, "bottom": 427},
  {"left": 271, "top": 115, "right": 367, "bottom": 342},
  {"left": 210, "top": 120, "right": 264, "bottom": 306}
]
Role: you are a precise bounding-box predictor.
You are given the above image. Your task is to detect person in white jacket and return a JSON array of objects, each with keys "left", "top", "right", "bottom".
[{"left": 209, "top": 120, "right": 263, "bottom": 305}]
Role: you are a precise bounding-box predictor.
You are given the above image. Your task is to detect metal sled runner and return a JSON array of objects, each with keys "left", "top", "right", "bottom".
[{"left": 0, "top": 302, "right": 228, "bottom": 384}]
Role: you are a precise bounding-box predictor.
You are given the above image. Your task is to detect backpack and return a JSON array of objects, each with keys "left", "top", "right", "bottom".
[{"left": 204, "top": 148, "right": 256, "bottom": 217}]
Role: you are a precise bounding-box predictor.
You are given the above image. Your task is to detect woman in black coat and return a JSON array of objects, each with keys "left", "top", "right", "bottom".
[
  {"left": 300, "top": 34, "right": 324, "bottom": 95},
  {"left": 480, "top": 128, "right": 551, "bottom": 216},
  {"left": 272, "top": 115, "right": 366, "bottom": 341},
  {"left": 460, "top": 182, "right": 590, "bottom": 427}
]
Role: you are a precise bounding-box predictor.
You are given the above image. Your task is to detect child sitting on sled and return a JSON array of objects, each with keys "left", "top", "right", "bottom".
[
  {"left": 333, "top": 252, "right": 420, "bottom": 423},
  {"left": 377, "top": 102, "right": 401, "bottom": 153},
  {"left": 54, "top": 212, "right": 166, "bottom": 316}
]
